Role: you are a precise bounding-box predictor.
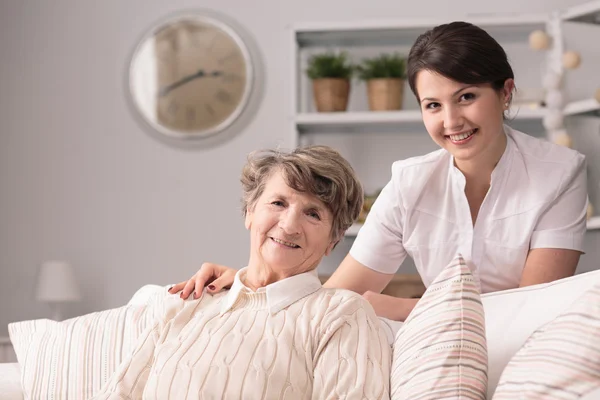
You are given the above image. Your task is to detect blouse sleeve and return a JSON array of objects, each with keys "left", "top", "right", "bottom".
[
  {"left": 530, "top": 153, "right": 588, "bottom": 252},
  {"left": 349, "top": 162, "right": 407, "bottom": 274},
  {"left": 312, "top": 294, "right": 391, "bottom": 400}
]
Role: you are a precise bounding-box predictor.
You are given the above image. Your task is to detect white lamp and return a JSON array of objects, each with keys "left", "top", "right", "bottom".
[{"left": 36, "top": 260, "right": 81, "bottom": 320}]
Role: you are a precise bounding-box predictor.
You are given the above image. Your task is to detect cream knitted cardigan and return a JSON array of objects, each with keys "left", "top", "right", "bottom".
[{"left": 91, "top": 268, "right": 391, "bottom": 399}]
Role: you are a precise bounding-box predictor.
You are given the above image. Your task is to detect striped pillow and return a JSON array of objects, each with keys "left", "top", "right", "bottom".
[
  {"left": 8, "top": 291, "right": 165, "bottom": 399},
  {"left": 492, "top": 282, "right": 600, "bottom": 399},
  {"left": 391, "top": 254, "right": 488, "bottom": 399}
]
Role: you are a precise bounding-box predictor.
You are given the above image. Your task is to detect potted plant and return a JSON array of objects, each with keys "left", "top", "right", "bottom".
[
  {"left": 306, "top": 51, "right": 354, "bottom": 112},
  {"left": 356, "top": 53, "right": 406, "bottom": 111}
]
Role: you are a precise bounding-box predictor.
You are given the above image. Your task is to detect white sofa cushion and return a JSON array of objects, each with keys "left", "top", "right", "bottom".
[
  {"left": 0, "top": 363, "right": 23, "bottom": 400},
  {"left": 492, "top": 280, "right": 600, "bottom": 398},
  {"left": 482, "top": 269, "right": 600, "bottom": 398},
  {"left": 391, "top": 254, "right": 488, "bottom": 399}
]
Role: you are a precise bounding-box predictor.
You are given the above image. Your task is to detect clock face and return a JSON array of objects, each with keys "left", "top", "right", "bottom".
[{"left": 129, "top": 14, "right": 253, "bottom": 139}]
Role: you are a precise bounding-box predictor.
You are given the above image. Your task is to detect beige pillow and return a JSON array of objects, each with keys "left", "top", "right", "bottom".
[
  {"left": 492, "top": 282, "right": 600, "bottom": 399},
  {"left": 391, "top": 254, "right": 488, "bottom": 399},
  {"left": 8, "top": 289, "right": 166, "bottom": 399}
]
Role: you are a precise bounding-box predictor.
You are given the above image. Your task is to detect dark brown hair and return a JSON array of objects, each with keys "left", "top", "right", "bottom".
[
  {"left": 241, "top": 145, "right": 363, "bottom": 242},
  {"left": 407, "top": 21, "right": 514, "bottom": 102}
]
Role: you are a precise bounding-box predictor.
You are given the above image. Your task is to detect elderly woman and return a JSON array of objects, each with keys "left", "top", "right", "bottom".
[{"left": 91, "top": 145, "right": 391, "bottom": 400}]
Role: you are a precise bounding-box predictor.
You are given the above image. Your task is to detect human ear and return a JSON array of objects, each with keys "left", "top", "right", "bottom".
[
  {"left": 325, "top": 242, "right": 336, "bottom": 256},
  {"left": 325, "top": 235, "right": 339, "bottom": 256},
  {"left": 503, "top": 78, "right": 515, "bottom": 105},
  {"left": 244, "top": 208, "right": 253, "bottom": 230}
]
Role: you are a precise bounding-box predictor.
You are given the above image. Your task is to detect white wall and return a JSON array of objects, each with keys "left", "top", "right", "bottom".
[{"left": 1, "top": 0, "right": 598, "bottom": 336}]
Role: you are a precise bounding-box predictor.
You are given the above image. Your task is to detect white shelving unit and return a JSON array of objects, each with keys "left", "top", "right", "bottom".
[
  {"left": 290, "top": 1, "right": 600, "bottom": 232},
  {"left": 587, "top": 216, "right": 600, "bottom": 230},
  {"left": 563, "top": 98, "right": 600, "bottom": 117},
  {"left": 344, "top": 223, "right": 362, "bottom": 237},
  {"left": 295, "top": 106, "right": 550, "bottom": 134},
  {"left": 561, "top": 0, "right": 600, "bottom": 23}
]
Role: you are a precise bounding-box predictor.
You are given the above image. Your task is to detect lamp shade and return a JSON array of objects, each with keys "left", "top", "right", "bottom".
[{"left": 36, "top": 261, "right": 81, "bottom": 302}]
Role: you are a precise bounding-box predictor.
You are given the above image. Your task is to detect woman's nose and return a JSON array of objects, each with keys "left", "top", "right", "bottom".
[
  {"left": 443, "top": 105, "right": 464, "bottom": 131},
  {"left": 279, "top": 210, "right": 301, "bottom": 235}
]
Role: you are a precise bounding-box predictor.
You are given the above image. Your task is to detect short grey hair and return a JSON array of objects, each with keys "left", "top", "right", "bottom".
[{"left": 240, "top": 145, "right": 363, "bottom": 242}]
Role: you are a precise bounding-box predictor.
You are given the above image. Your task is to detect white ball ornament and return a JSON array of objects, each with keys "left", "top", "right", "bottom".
[
  {"left": 550, "top": 128, "right": 568, "bottom": 138},
  {"left": 562, "top": 51, "right": 582, "bottom": 69},
  {"left": 545, "top": 90, "right": 564, "bottom": 109},
  {"left": 542, "top": 71, "right": 562, "bottom": 91},
  {"left": 529, "top": 30, "right": 551, "bottom": 50},
  {"left": 543, "top": 111, "right": 564, "bottom": 130},
  {"left": 553, "top": 132, "right": 573, "bottom": 148}
]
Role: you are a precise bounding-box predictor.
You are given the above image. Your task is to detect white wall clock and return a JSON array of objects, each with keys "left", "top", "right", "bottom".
[{"left": 129, "top": 11, "right": 256, "bottom": 141}]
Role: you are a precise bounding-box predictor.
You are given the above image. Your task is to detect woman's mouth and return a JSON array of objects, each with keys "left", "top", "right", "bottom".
[
  {"left": 447, "top": 129, "right": 478, "bottom": 144},
  {"left": 270, "top": 237, "right": 300, "bottom": 248}
]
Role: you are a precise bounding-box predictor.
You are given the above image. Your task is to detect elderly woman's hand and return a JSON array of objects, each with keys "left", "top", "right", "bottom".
[{"left": 168, "top": 263, "right": 237, "bottom": 299}]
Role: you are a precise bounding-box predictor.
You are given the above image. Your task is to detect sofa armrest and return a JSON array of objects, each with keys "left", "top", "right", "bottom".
[{"left": 0, "top": 363, "right": 23, "bottom": 400}]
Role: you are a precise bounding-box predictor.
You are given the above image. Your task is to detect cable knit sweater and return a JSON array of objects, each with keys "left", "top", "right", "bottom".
[{"left": 91, "top": 268, "right": 391, "bottom": 399}]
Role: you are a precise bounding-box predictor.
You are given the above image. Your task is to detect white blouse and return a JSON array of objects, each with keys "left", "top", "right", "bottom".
[{"left": 350, "top": 126, "right": 587, "bottom": 293}]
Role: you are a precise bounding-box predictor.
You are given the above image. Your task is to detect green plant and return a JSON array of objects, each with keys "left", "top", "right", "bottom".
[
  {"left": 306, "top": 51, "right": 354, "bottom": 80},
  {"left": 356, "top": 53, "right": 406, "bottom": 80}
]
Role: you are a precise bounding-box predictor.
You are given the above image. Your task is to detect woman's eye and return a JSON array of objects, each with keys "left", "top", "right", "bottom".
[
  {"left": 460, "top": 93, "right": 476, "bottom": 101},
  {"left": 271, "top": 201, "right": 284, "bottom": 207},
  {"left": 307, "top": 211, "right": 321, "bottom": 220},
  {"left": 425, "top": 102, "right": 440, "bottom": 110}
]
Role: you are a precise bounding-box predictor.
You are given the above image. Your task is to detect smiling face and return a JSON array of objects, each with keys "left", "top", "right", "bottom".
[
  {"left": 416, "top": 70, "right": 513, "bottom": 166},
  {"left": 244, "top": 169, "right": 336, "bottom": 277}
]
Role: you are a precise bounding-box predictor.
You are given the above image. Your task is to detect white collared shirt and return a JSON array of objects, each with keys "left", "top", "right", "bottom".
[
  {"left": 220, "top": 267, "right": 323, "bottom": 315},
  {"left": 350, "top": 126, "right": 588, "bottom": 293}
]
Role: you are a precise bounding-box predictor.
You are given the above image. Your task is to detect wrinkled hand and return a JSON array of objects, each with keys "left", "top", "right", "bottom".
[
  {"left": 168, "top": 262, "right": 237, "bottom": 299},
  {"left": 362, "top": 290, "right": 406, "bottom": 321}
]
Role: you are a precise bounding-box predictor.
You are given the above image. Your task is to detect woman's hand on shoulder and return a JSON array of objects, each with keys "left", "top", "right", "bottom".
[{"left": 168, "top": 263, "right": 237, "bottom": 299}]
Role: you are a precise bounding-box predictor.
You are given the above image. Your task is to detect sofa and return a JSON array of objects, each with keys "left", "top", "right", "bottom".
[{"left": 2, "top": 268, "right": 600, "bottom": 400}]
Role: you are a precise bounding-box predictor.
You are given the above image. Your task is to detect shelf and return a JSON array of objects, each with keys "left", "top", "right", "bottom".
[
  {"left": 294, "top": 14, "right": 548, "bottom": 47},
  {"left": 561, "top": 0, "right": 600, "bottom": 24},
  {"left": 563, "top": 98, "right": 600, "bottom": 117},
  {"left": 345, "top": 223, "right": 362, "bottom": 237},
  {"left": 296, "top": 100, "right": 600, "bottom": 134},
  {"left": 295, "top": 107, "right": 547, "bottom": 134},
  {"left": 296, "top": 110, "right": 423, "bottom": 134},
  {"left": 347, "top": 218, "right": 600, "bottom": 237},
  {"left": 588, "top": 216, "right": 600, "bottom": 230}
]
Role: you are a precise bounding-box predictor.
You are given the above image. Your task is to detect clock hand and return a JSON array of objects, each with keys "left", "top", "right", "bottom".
[{"left": 159, "top": 70, "right": 222, "bottom": 97}]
